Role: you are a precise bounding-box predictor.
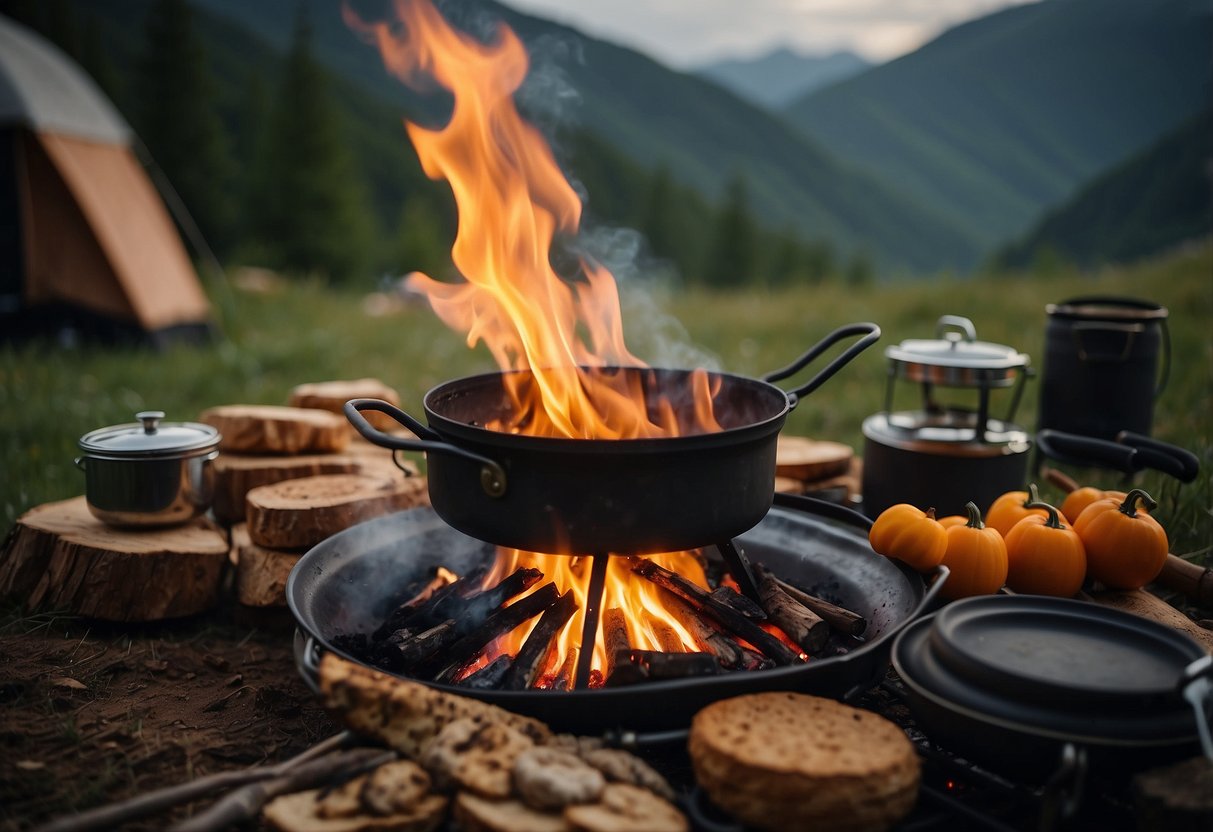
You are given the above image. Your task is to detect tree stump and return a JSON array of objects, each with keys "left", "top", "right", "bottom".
[
  {"left": 288, "top": 378, "right": 404, "bottom": 433},
  {"left": 776, "top": 436, "right": 853, "bottom": 481},
  {"left": 245, "top": 473, "right": 429, "bottom": 550},
  {"left": 212, "top": 451, "right": 364, "bottom": 525},
  {"left": 231, "top": 524, "right": 300, "bottom": 607},
  {"left": 0, "top": 497, "right": 228, "bottom": 621},
  {"left": 198, "top": 405, "right": 349, "bottom": 454}
]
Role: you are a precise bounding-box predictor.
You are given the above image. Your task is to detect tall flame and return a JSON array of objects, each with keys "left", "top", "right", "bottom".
[{"left": 352, "top": 0, "right": 727, "bottom": 682}]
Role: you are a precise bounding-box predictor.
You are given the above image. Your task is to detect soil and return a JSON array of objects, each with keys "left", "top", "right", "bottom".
[{"left": 0, "top": 593, "right": 333, "bottom": 832}]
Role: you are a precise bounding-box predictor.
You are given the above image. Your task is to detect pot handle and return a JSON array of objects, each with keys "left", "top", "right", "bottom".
[
  {"left": 762, "top": 322, "right": 881, "bottom": 408},
  {"left": 344, "top": 399, "right": 509, "bottom": 498},
  {"left": 1036, "top": 429, "right": 1197, "bottom": 482},
  {"left": 1180, "top": 654, "right": 1213, "bottom": 761}
]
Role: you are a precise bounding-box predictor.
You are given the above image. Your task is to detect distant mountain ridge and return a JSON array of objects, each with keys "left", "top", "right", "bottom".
[
  {"left": 696, "top": 48, "right": 870, "bottom": 109},
  {"left": 784, "top": 0, "right": 1213, "bottom": 251}
]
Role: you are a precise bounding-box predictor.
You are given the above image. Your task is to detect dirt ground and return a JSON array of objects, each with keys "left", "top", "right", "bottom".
[{"left": 0, "top": 593, "right": 334, "bottom": 832}]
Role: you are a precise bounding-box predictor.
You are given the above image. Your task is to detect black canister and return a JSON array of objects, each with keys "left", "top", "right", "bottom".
[{"left": 1038, "top": 297, "right": 1170, "bottom": 440}]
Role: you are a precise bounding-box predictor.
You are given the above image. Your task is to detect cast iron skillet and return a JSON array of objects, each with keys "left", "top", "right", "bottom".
[
  {"left": 893, "top": 595, "right": 1213, "bottom": 783},
  {"left": 345, "top": 322, "right": 880, "bottom": 555},
  {"left": 288, "top": 495, "right": 945, "bottom": 738}
]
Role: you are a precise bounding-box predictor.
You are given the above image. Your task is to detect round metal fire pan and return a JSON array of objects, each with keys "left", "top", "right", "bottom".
[
  {"left": 286, "top": 499, "right": 939, "bottom": 737},
  {"left": 345, "top": 322, "right": 880, "bottom": 555}
]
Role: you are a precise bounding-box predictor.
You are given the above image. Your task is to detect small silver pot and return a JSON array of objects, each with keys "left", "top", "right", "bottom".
[{"left": 76, "top": 411, "right": 221, "bottom": 527}]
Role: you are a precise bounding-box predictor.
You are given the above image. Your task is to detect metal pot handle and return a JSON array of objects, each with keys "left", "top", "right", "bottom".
[
  {"left": 762, "top": 322, "right": 881, "bottom": 408},
  {"left": 344, "top": 399, "right": 508, "bottom": 498},
  {"left": 1179, "top": 654, "right": 1213, "bottom": 761},
  {"left": 1036, "top": 429, "right": 1198, "bottom": 482}
]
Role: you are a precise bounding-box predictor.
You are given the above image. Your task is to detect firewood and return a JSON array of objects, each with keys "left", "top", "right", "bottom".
[
  {"left": 370, "top": 569, "right": 460, "bottom": 640},
  {"left": 503, "top": 590, "right": 577, "bottom": 690},
  {"left": 628, "top": 650, "right": 720, "bottom": 680},
  {"left": 756, "top": 564, "right": 830, "bottom": 654},
  {"left": 630, "top": 560, "right": 800, "bottom": 665},
  {"left": 211, "top": 451, "right": 363, "bottom": 525},
  {"left": 231, "top": 524, "right": 300, "bottom": 607},
  {"left": 774, "top": 576, "right": 867, "bottom": 637},
  {"left": 436, "top": 567, "right": 544, "bottom": 631},
  {"left": 709, "top": 586, "right": 766, "bottom": 620},
  {"left": 775, "top": 436, "right": 853, "bottom": 481},
  {"left": 602, "top": 607, "right": 632, "bottom": 681},
  {"left": 245, "top": 473, "right": 429, "bottom": 549},
  {"left": 385, "top": 620, "right": 460, "bottom": 671},
  {"left": 432, "top": 583, "right": 562, "bottom": 682},
  {"left": 199, "top": 404, "right": 350, "bottom": 454},
  {"left": 0, "top": 497, "right": 227, "bottom": 621},
  {"left": 458, "top": 655, "right": 515, "bottom": 690},
  {"left": 288, "top": 378, "right": 404, "bottom": 433},
  {"left": 550, "top": 649, "right": 578, "bottom": 691},
  {"left": 648, "top": 620, "right": 685, "bottom": 653}
]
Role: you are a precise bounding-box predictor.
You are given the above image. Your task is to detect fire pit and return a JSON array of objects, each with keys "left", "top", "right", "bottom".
[{"left": 287, "top": 495, "right": 942, "bottom": 736}]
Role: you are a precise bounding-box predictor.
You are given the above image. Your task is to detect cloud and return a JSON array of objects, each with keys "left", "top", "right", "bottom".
[{"left": 501, "top": 0, "right": 1039, "bottom": 66}]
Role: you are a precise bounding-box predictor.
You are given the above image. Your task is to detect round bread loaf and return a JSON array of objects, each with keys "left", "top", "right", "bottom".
[{"left": 688, "top": 692, "right": 919, "bottom": 832}]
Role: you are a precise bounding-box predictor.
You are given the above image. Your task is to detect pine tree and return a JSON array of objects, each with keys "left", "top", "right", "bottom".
[
  {"left": 134, "top": 0, "right": 235, "bottom": 255},
  {"left": 248, "top": 8, "right": 372, "bottom": 282},
  {"left": 703, "top": 175, "right": 756, "bottom": 287}
]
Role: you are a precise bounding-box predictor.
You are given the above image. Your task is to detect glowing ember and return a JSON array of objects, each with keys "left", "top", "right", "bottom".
[{"left": 350, "top": 0, "right": 730, "bottom": 682}]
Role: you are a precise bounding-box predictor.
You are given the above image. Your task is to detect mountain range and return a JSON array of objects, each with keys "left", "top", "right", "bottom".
[{"left": 695, "top": 48, "right": 870, "bottom": 110}]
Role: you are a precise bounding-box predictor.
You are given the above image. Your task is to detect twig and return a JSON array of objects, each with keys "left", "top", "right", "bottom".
[
  {"left": 30, "top": 732, "right": 355, "bottom": 832},
  {"left": 170, "top": 747, "right": 395, "bottom": 832}
]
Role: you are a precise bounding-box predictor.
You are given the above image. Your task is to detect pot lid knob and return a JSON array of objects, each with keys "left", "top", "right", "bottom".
[
  {"left": 937, "top": 315, "right": 977, "bottom": 344},
  {"left": 137, "top": 411, "right": 165, "bottom": 434}
]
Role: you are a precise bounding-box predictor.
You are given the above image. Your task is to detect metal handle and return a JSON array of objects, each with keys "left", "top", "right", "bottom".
[
  {"left": 762, "top": 322, "right": 881, "bottom": 408},
  {"left": 294, "top": 631, "right": 323, "bottom": 696},
  {"left": 344, "top": 399, "right": 508, "bottom": 498},
  {"left": 935, "top": 315, "right": 977, "bottom": 343},
  {"left": 136, "top": 410, "right": 165, "bottom": 433},
  {"left": 1117, "top": 430, "right": 1199, "bottom": 482},
  {"left": 1037, "top": 429, "right": 1194, "bottom": 481}
]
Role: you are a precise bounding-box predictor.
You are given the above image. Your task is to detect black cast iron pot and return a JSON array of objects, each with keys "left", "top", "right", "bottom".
[
  {"left": 288, "top": 495, "right": 945, "bottom": 738},
  {"left": 346, "top": 323, "right": 879, "bottom": 555}
]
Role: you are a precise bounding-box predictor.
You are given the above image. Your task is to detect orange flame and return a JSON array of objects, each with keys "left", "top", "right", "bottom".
[{"left": 353, "top": 0, "right": 728, "bottom": 681}]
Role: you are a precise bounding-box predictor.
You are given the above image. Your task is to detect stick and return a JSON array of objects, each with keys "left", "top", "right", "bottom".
[
  {"left": 1156, "top": 555, "right": 1213, "bottom": 608},
  {"left": 602, "top": 607, "right": 632, "bottom": 681},
  {"left": 31, "top": 733, "right": 354, "bottom": 832},
  {"left": 503, "top": 590, "right": 577, "bottom": 690},
  {"left": 458, "top": 655, "right": 514, "bottom": 689},
  {"left": 389, "top": 619, "right": 460, "bottom": 670},
  {"left": 630, "top": 560, "right": 800, "bottom": 665},
  {"left": 755, "top": 564, "right": 830, "bottom": 654},
  {"left": 648, "top": 620, "right": 685, "bottom": 654},
  {"left": 432, "top": 583, "right": 562, "bottom": 682},
  {"left": 437, "top": 567, "right": 544, "bottom": 631},
  {"left": 372, "top": 567, "right": 483, "bottom": 639},
  {"left": 709, "top": 586, "right": 767, "bottom": 621},
  {"left": 774, "top": 577, "right": 867, "bottom": 637},
  {"left": 170, "top": 747, "right": 395, "bottom": 832}
]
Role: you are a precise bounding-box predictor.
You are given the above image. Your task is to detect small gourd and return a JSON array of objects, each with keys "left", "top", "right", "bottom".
[
  {"left": 986, "top": 484, "right": 1049, "bottom": 537},
  {"left": 869, "top": 504, "right": 948, "bottom": 571},
  {"left": 1004, "top": 500, "right": 1086, "bottom": 597},
  {"left": 1073, "top": 489, "right": 1168, "bottom": 590},
  {"left": 1059, "top": 487, "right": 1129, "bottom": 525},
  {"left": 939, "top": 501, "right": 1008, "bottom": 599}
]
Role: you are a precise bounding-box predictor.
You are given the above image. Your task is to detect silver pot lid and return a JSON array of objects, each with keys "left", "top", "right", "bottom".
[
  {"left": 78, "top": 411, "right": 220, "bottom": 458},
  {"left": 886, "top": 316, "right": 1028, "bottom": 386}
]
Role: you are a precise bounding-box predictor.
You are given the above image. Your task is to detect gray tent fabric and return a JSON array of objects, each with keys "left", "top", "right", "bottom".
[{"left": 0, "top": 15, "right": 131, "bottom": 144}]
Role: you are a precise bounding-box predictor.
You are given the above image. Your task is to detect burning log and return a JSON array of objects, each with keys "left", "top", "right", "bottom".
[
  {"left": 432, "top": 583, "right": 562, "bottom": 682},
  {"left": 710, "top": 586, "right": 767, "bottom": 621},
  {"left": 606, "top": 650, "right": 721, "bottom": 687},
  {"left": 755, "top": 564, "right": 830, "bottom": 654},
  {"left": 381, "top": 620, "right": 460, "bottom": 672},
  {"left": 630, "top": 560, "right": 800, "bottom": 665},
  {"left": 437, "top": 567, "right": 543, "bottom": 632},
  {"left": 550, "top": 649, "right": 578, "bottom": 691},
  {"left": 458, "top": 655, "right": 514, "bottom": 690},
  {"left": 774, "top": 576, "right": 867, "bottom": 637},
  {"left": 503, "top": 590, "right": 577, "bottom": 691},
  {"left": 372, "top": 567, "right": 481, "bottom": 640},
  {"left": 602, "top": 608, "right": 632, "bottom": 681},
  {"left": 648, "top": 620, "right": 685, "bottom": 654}
]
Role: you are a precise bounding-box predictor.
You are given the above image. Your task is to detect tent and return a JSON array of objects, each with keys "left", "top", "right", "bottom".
[{"left": 0, "top": 14, "right": 213, "bottom": 346}]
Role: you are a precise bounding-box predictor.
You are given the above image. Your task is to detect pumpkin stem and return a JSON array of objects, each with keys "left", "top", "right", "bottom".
[
  {"left": 925, "top": 507, "right": 938, "bottom": 520},
  {"left": 1024, "top": 500, "right": 1064, "bottom": 529},
  {"left": 1023, "top": 483, "right": 1042, "bottom": 507},
  {"left": 1119, "top": 488, "right": 1158, "bottom": 517},
  {"left": 963, "top": 501, "right": 985, "bottom": 529}
]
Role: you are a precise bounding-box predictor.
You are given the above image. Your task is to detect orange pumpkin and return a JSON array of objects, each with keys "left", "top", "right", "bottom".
[
  {"left": 1004, "top": 501, "right": 1086, "bottom": 597},
  {"left": 986, "top": 484, "right": 1048, "bottom": 537},
  {"left": 1073, "top": 489, "right": 1168, "bottom": 589},
  {"left": 869, "top": 504, "right": 948, "bottom": 572},
  {"left": 939, "top": 502, "right": 1008, "bottom": 599},
  {"left": 937, "top": 514, "right": 969, "bottom": 529},
  {"left": 1059, "top": 487, "right": 1129, "bottom": 525}
]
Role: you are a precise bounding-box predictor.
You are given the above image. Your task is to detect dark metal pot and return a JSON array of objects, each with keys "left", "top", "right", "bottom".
[
  {"left": 892, "top": 595, "right": 1213, "bottom": 784},
  {"left": 76, "top": 411, "right": 220, "bottom": 527},
  {"left": 346, "top": 323, "right": 880, "bottom": 555},
  {"left": 288, "top": 494, "right": 944, "bottom": 737}
]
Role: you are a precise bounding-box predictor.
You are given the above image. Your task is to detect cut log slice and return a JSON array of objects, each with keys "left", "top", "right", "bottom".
[
  {"left": 231, "top": 523, "right": 301, "bottom": 607},
  {"left": 199, "top": 405, "right": 350, "bottom": 455},
  {"left": 212, "top": 452, "right": 364, "bottom": 525},
  {"left": 0, "top": 496, "right": 227, "bottom": 621},
  {"left": 775, "top": 436, "right": 853, "bottom": 482},
  {"left": 246, "top": 473, "right": 429, "bottom": 550},
  {"left": 289, "top": 378, "right": 407, "bottom": 434}
]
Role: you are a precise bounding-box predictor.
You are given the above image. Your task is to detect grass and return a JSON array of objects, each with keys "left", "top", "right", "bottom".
[{"left": 2, "top": 245, "right": 1210, "bottom": 559}]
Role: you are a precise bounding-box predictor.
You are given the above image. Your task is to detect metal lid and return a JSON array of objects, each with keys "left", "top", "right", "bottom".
[
  {"left": 863, "top": 412, "right": 1030, "bottom": 457},
  {"left": 885, "top": 316, "right": 1028, "bottom": 387},
  {"left": 78, "top": 411, "right": 220, "bottom": 458},
  {"left": 1047, "top": 296, "right": 1168, "bottom": 323}
]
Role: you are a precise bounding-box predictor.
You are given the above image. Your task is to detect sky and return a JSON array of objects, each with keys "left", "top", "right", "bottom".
[{"left": 499, "top": 0, "right": 1040, "bottom": 68}]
